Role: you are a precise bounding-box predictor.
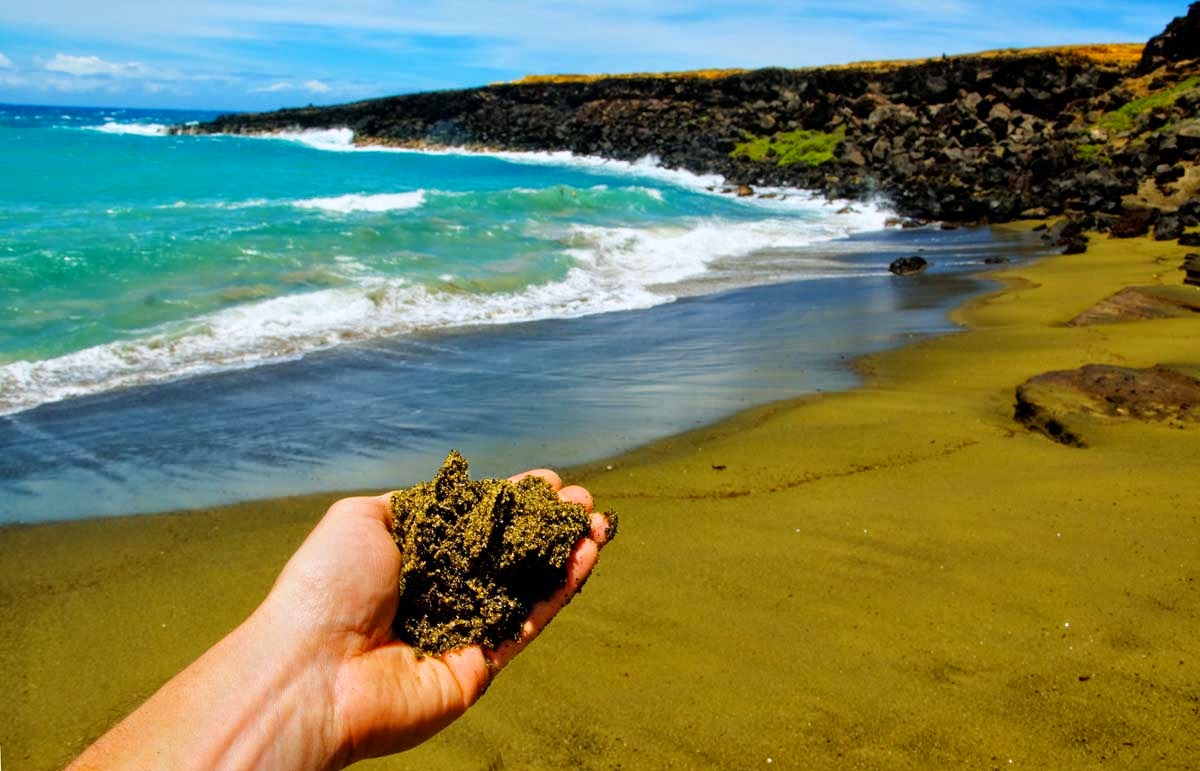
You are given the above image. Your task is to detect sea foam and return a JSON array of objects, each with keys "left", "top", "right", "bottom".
[
  {"left": 1, "top": 121, "right": 895, "bottom": 416},
  {"left": 245, "top": 127, "right": 887, "bottom": 219},
  {"left": 90, "top": 122, "right": 169, "bottom": 136},
  {"left": 0, "top": 206, "right": 886, "bottom": 416},
  {"left": 293, "top": 190, "right": 427, "bottom": 213},
  {"left": 270, "top": 127, "right": 357, "bottom": 152}
]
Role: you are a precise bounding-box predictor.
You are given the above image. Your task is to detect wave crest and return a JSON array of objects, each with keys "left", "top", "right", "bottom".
[
  {"left": 293, "top": 191, "right": 427, "bottom": 213},
  {"left": 89, "top": 122, "right": 168, "bottom": 136}
]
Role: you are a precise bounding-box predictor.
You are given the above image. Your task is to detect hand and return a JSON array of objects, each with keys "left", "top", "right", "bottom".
[
  {"left": 274, "top": 469, "right": 609, "bottom": 764},
  {"left": 68, "top": 470, "right": 610, "bottom": 771}
]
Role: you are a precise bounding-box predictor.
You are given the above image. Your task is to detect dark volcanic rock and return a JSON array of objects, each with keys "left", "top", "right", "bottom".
[
  {"left": 889, "top": 255, "right": 929, "bottom": 275},
  {"left": 1155, "top": 213, "right": 1186, "bottom": 240},
  {"left": 174, "top": 9, "right": 1200, "bottom": 227},
  {"left": 1186, "top": 253, "right": 1200, "bottom": 286},
  {"left": 1060, "top": 236, "right": 1089, "bottom": 255},
  {"left": 1139, "top": 2, "right": 1200, "bottom": 74},
  {"left": 1109, "top": 210, "right": 1154, "bottom": 238},
  {"left": 1042, "top": 217, "right": 1090, "bottom": 254},
  {"left": 175, "top": 50, "right": 1137, "bottom": 223}
]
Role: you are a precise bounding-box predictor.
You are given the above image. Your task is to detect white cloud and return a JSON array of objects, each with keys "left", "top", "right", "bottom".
[
  {"left": 250, "top": 79, "right": 333, "bottom": 94},
  {"left": 250, "top": 80, "right": 294, "bottom": 93},
  {"left": 44, "top": 53, "right": 153, "bottom": 78},
  {"left": 0, "top": 52, "right": 14, "bottom": 70}
]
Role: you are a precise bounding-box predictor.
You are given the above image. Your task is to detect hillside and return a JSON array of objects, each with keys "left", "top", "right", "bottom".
[{"left": 178, "top": 6, "right": 1200, "bottom": 228}]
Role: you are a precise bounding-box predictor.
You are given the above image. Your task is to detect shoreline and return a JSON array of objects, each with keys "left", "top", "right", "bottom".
[
  {"left": 4, "top": 226, "right": 1200, "bottom": 767},
  {"left": 1, "top": 222, "right": 1033, "bottom": 525}
]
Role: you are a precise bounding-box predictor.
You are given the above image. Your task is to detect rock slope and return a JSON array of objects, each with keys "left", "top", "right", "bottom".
[{"left": 179, "top": 4, "right": 1200, "bottom": 226}]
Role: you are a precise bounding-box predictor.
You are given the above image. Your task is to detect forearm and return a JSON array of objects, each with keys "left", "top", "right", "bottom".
[{"left": 68, "top": 598, "right": 346, "bottom": 771}]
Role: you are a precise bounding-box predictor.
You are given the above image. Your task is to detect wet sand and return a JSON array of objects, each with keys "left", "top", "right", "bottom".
[{"left": 3, "top": 227, "right": 1199, "bottom": 768}]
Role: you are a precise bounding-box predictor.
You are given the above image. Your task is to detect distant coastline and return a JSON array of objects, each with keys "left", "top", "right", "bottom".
[{"left": 176, "top": 6, "right": 1199, "bottom": 233}]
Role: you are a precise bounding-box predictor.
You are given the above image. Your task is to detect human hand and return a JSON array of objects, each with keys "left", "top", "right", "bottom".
[
  {"left": 269, "top": 469, "right": 610, "bottom": 765},
  {"left": 67, "top": 469, "right": 610, "bottom": 771}
]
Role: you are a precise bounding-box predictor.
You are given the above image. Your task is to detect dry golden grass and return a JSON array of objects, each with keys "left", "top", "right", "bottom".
[
  {"left": 827, "top": 42, "right": 1144, "bottom": 71},
  {"left": 501, "top": 68, "right": 747, "bottom": 85},
  {"left": 503, "top": 43, "right": 1144, "bottom": 86}
]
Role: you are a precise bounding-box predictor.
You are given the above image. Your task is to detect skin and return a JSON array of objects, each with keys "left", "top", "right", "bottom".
[{"left": 66, "top": 470, "right": 607, "bottom": 771}]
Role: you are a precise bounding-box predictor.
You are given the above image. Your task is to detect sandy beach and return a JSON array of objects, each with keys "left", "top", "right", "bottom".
[{"left": 3, "top": 226, "right": 1199, "bottom": 768}]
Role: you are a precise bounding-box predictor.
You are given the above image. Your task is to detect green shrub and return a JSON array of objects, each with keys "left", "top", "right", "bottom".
[
  {"left": 1074, "top": 143, "right": 1112, "bottom": 165},
  {"left": 731, "top": 125, "right": 847, "bottom": 167},
  {"left": 1096, "top": 76, "right": 1200, "bottom": 134}
]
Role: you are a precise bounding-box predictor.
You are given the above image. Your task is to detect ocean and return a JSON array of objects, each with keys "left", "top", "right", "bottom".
[{"left": 0, "top": 103, "right": 1047, "bottom": 523}]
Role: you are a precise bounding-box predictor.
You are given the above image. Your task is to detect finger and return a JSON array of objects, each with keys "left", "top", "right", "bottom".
[
  {"left": 588, "top": 511, "right": 612, "bottom": 547},
  {"left": 440, "top": 645, "right": 493, "bottom": 706},
  {"left": 557, "top": 484, "right": 593, "bottom": 512},
  {"left": 485, "top": 534, "right": 600, "bottom": 673},
  {"left": 326, "top": 494, "right": 393, "bottom": 529},
  {"left": 508, "top": 468, "right": 563, "bottom": 491}
]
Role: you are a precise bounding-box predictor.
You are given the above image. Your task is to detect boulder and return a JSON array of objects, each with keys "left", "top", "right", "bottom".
[
  {"left": 1154, "top": 213, "right": 1185, "bottom": 240},
  {"left": 1042, "top": 217, "right": 1084, "bottom": 246},
  {"left": 888, "top": 255, "right": 929, "bottom": 275},
  {"left": 1186, "top": 253, "right": 1200, "bottom": 286},
  {"left": 1061, "top": 236, "right": 1089, "bottom": 255},
  {"left": 1109, "top": 209, "right": 1154, "bottom": 238}
]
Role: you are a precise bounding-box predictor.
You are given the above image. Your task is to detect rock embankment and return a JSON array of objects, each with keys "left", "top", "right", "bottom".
[{"left": 179, "top": 4, "right": 1200, "bottom": 227}]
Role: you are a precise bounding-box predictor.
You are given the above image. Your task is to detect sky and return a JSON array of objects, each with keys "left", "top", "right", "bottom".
[{"left": 0, "top": 1, "right": 1186, "bottom": 112}]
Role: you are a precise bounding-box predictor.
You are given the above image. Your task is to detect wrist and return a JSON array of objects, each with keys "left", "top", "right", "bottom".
[
  {"left": 223, "top": 595, "right": 349, "bottom": 771},
  {"left": 67, "top": 595, "right": 348, "bottom": 771}
]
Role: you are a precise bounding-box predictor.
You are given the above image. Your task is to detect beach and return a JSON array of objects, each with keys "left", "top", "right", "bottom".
[{"left": 3, "top": 227, "right": 1198, "bottom": 768}]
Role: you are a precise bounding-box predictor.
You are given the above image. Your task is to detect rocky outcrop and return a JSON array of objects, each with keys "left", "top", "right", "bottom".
[
  {"left": 177, "top": 5, "right": 1200, "bottom": 226},
  {"left": 1067, "top": 285, "right": 1200, "bottom": 325},
  {"left": 1015, "top": 364, "right": 1200, "bottom": 445},
  {"left": 1140, "top": 2, "right": 1200, "bottom": 73}
]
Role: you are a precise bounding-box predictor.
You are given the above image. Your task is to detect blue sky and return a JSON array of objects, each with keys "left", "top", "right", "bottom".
[{"left": 0, "top": 1, "right": 1185, "bottom": 112}]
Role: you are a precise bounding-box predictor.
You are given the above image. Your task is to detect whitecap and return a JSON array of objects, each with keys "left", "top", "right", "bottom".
[
  {"left": 267, "top": 127, "right": 356, "bottom": 151},
  {"left": 292, "top": 190, "right": 426, "bottom": 214},
  {"left": 89, "top": 122, "right": 168, "bottom": 136},
  {"left": 0, "top": 203, "right": 892, "bottom": 416},
  {"left": 215, "top": 126, "right": 897, "bottom": 225}
]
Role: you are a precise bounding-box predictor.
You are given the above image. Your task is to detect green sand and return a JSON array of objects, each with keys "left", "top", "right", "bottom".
[
  {"left": 390, "top": 451, "right": 594, "bottom": 655},
  {"left": 3, "top": 230, "right": 1199, "bottom": 768}
]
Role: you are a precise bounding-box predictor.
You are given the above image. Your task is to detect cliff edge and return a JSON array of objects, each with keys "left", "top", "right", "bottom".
[{"left": 178, "top": 4, "right": 1200, "bottom": 227}]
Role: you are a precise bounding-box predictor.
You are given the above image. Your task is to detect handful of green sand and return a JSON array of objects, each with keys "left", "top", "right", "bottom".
[{"left": 389, "top": 451, "right": 614, "bottom": 656}]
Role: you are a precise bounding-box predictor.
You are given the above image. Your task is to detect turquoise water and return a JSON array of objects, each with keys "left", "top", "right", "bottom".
[
  {"left": 0, "top": 104, "right": 888, "bottom": 415},
  {"left": 0, "top": 104, "right": 1048, "bottom": 522}
]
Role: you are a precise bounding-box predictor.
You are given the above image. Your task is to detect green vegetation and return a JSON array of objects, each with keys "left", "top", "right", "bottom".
[
  {"left": 1096, "top": 76, "right": 1200, "bottom": 134},
  {"left": 1074, "top": 143, "right": 1112, "bottom": 165},
  {"left": 731, "top": 125, "right": 847, "bottom": 167}
]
